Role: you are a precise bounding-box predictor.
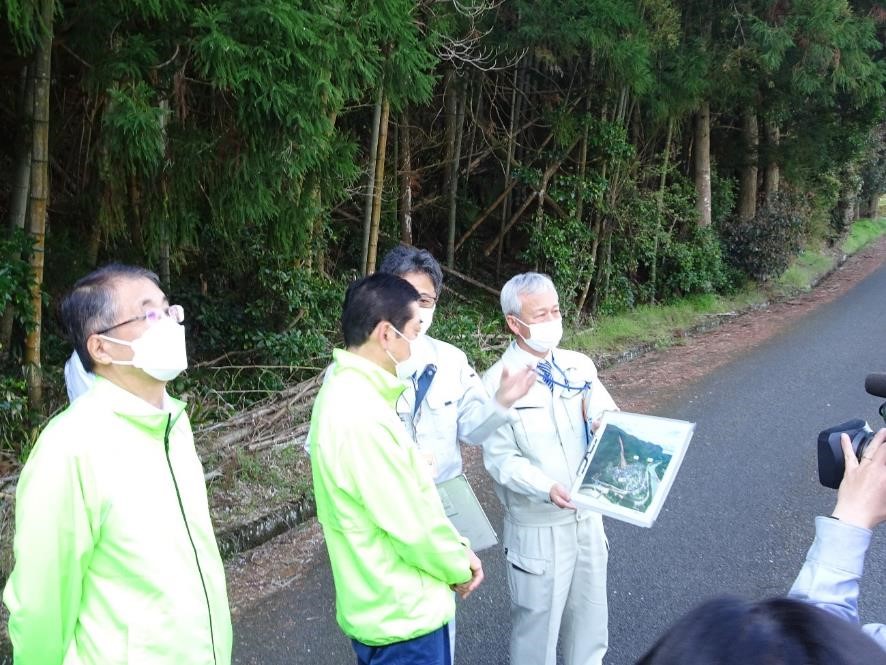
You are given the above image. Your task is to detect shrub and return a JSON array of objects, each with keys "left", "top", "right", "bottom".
[
  {"left": 717, "top": 193, "right": 807, "bottom": 282},
  {"left": 242, "top": 268, "right": 347, "bottom": 363},
  {"left": 0, "top": 373, "right": 33, "bottom": 459},
  {"left": 711, "top": 169, "right": 738, "bottom": 228},
  {"left": 658, "top": 224, "right": 730, "bottom": 299},
  {"left": 0, "top": 229, "right": 35, "bottom": 355},
  {"left": 521, "top": 211, "right": 593, "bottom": 316}
]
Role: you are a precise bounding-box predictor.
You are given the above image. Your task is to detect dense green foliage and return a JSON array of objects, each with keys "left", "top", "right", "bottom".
[
  {"left": 1, "top": 0, "right": 886, "bottom": 457},
  {"left": 719, "top": 193, "right": 809, "bottom": 281}
]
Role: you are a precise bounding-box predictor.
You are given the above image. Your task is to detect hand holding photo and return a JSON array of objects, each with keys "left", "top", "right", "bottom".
[{"left": 571, "top": 411, "right": 695, "bottom": 527}]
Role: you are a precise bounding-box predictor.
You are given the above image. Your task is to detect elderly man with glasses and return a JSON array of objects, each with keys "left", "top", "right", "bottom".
[{"left": 3, "top": 263, "right": 232, "bottom": 665}]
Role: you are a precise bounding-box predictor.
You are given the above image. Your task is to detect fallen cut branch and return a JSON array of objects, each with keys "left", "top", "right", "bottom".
[
  {"left": 455, "top": 178, "right": 519, "bottom": 251},
  {"left": 483, "top": 137, "right": 580, "bottom": 256},
  {"left": 441, "top": 265, "right": 500, "bottom": 297},
  {"left": 195, "top": 374, "right": 322, "bottom": 436}
]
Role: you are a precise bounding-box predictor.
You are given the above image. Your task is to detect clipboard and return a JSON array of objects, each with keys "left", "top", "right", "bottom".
[
  {"left": 571, "top": 411, "right": 695, "bottom": 528},
  {"left": 436, "top": 474, "right": 499, "bottom": 552}
]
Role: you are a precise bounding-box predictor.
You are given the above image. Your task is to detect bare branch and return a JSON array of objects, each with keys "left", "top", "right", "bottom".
[{"left": 431, "top": 1, "right": 526, "bottom": 73}]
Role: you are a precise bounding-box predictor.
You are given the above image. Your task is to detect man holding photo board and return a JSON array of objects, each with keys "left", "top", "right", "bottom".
[{"left": 481, "top": 272, "right": 618, "bottom": 665}]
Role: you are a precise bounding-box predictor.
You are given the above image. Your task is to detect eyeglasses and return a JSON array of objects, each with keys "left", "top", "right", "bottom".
[
  {"left": 95, "top": 305, "right": 185, "bottom": 336},
  {"left": 417, "top": 294, "right": 437, "bottom": 308}
]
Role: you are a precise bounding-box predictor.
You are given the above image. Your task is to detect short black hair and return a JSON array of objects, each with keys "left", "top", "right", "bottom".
[
  {"left": 59, "top": 263, "right": 161, "bottom": 372},
  {"left": 636, "top": 595, "right": 886, "bottom": 665},
  {"left": 341, "top": 273, "right": 419, "bottom": 348},
  {"left": 379, "top": 244, "right": 443, "bottom": 296}
]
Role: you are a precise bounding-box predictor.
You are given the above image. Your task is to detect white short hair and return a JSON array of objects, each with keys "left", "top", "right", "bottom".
[{"left": 500, "top": 272, "right": 557, "bottom": 317}]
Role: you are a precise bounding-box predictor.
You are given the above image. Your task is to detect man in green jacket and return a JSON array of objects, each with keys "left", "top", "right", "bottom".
[
  {"left": 3, "top": 264, "right": 232, "bottom": 665},
  {"left": 308, "top": 273, "right": 484, "bottom": 665}
]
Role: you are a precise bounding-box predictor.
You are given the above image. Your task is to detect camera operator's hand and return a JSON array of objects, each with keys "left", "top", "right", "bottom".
[{"left": 832, "top": 427, "right": 886, "bottom": 530}]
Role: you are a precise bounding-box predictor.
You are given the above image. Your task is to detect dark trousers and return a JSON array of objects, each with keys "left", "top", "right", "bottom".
[{"left": 352, "top": 624, "right": 451, "bottom": 665}]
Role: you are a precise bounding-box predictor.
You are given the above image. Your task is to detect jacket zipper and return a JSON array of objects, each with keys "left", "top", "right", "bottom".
[{"left": 163, "top": 414, "right": 218, "bottom": 665}]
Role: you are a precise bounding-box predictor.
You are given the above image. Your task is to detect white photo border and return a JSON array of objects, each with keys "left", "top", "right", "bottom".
[{"left": 570, "top": 411, "right": 695, "bottom": 528}]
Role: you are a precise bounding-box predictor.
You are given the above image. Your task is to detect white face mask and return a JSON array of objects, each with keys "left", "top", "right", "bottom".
[
  {"left": 514, "top": 316, "right": 563, "bottom": 353},
  {"left": 418, "top": 305, "right": 435, "bottom": 336},
  {"left": 100, "top": 318, "right": 188, "bottom": 381},
  {"left": 385, "top": 326, "right": 420, "bottom": 379}
]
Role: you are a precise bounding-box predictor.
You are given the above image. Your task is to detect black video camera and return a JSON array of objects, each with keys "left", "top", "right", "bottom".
[{"left": 817, "top": 373, "right": 886, "bottom": 489}]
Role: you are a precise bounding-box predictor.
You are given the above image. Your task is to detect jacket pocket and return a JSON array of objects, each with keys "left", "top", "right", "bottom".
[
  {"left": 422, "top": 388, "right": 460, "bottom": 433},
  {"left": 513, "top": 404, "right": 550, "bottom": 455},
  {"left": 505, "top": 548, "right": 547, "bottom": 575},
  {"left": 503, "top": 520, "right": 552, "bottom": 611}
]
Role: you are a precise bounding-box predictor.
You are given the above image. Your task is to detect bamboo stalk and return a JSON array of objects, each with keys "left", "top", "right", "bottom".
[{"left": 366, "top": 95, "right": 391, "bottom": 274}]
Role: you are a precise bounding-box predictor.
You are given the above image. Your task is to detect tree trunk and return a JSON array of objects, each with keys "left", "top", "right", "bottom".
[
  {"left": 590, "top": 228, "right": 613, "bottom": 314},
  {"left": 694, "top": 101, "right": 712, "bottom": 227},
  {"left": 299, "top": 105, "right": 339, "bottom": 272},
  {"left": 572, "top": 90, "right": 592, "bottom": 318},
  {"left": 2, "top": 65, "right": 34, "bottom": 358},
  {"left": 87, "top": 222, "right": 101, "bottom": 266},
  {"left": 738, "top": 109, "right": 759, "bottom": 222},
  {"left": 575, "top": 216, "right": 603, "bottom": 315},
  {"left": 159, "top": 237, "right": 170, "bottom": 286},
  {"left": 764, "top": 119, "right": 780, "bottom": 197},
  {"left": 24, "top": 0, "right": 54, "bottom": 413},
  {"left": 398, "top": 110, "right": 412, "bottom": 245},
  {"left": 865, "top": 193, "right": 880, "bottom": 219},
  {"left": 128, "top": 172, "right": 144, "bottom": 251},
  {"left": 499, "top": 60, "right": 528, "bottom": 278},
  {"left": 574, "top": 98, "right": 590, "bottom": 226},
  {"left": 361, "top": 89, "right": 383, "bottom": 274},
  {"left": 442, "top": 70, "right": 458, "bottom": 265},
  {"left": 9, "top": 66, "right": 32, "bottom": 233},
  {"left": 446, "top": 80, "right": 466, "bottom": 268},
  {"left": 365, "top": 95, "right": 390, "bottom": 275},
  {"left": 577, "top": 104, "right": 611, "bottom": 316},
  {"left": 463, "top": 75, "right": 482, "bottom": 192},
  {"left": 651, "top": 117, "right": 674, "bottom": 303},
  {"left": 158, "top": 98, "right": 171, "bottom": 285}
]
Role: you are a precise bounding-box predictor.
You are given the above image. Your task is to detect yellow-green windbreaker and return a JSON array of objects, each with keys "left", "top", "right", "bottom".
[
  {"left": 3, "top": 376, "right": 232, "bottom": 664},
  {"left": 308, "top": 349, "right": 472, "bottom": 646}
]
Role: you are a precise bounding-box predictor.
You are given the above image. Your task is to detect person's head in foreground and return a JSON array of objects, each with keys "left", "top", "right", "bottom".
[
  {"left": 636, "top": 595, "right": 886, "bottom": 665},
  {"left": 341, "top": 272, "right": 421, "bottom": 376}
]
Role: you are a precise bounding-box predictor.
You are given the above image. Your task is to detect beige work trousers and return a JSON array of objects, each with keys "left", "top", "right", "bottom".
[{"left": 504, "top": 515, "right": 608, "bottom": 665}]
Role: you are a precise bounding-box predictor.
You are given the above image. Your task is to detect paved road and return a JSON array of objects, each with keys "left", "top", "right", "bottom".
[{"left": 234, "top": 260, "right": 886, "bottom": 664}]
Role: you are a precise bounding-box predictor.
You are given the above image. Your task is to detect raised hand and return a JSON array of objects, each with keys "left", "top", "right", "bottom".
[{"left": 495, "top": 365, "right": 537, "bottom": 408}]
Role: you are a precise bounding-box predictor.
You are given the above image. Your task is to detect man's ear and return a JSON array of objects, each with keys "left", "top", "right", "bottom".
[
  {"left": 86, "top": 334, "right": 114, "bottom": 367},
  {"left": 371, "top": 320, "right": 392, "bottom": 348},
  {"left": 505, "top": 315, "right": 523, "bottom": 337}
]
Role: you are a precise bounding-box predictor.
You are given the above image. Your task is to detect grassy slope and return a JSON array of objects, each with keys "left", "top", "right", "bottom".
[{"left": 570, "top": 217, "right": 886, "bottom": 361}]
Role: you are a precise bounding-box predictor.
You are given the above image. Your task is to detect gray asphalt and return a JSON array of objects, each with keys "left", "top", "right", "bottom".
[{"left": 234, "top": 260, "right": 886, "bottom": 665}]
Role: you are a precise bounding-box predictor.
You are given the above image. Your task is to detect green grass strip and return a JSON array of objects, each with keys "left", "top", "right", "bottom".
[{"left": 567, "top": 215, "right": 886, "bottom": 359}]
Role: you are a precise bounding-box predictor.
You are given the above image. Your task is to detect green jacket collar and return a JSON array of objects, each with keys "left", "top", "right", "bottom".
[
  {"left": 90, "top": 375, "right": 186, "bottom": 438},
  {"left": 331, "top": 348, "right": 407, "bottom": 407}
]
